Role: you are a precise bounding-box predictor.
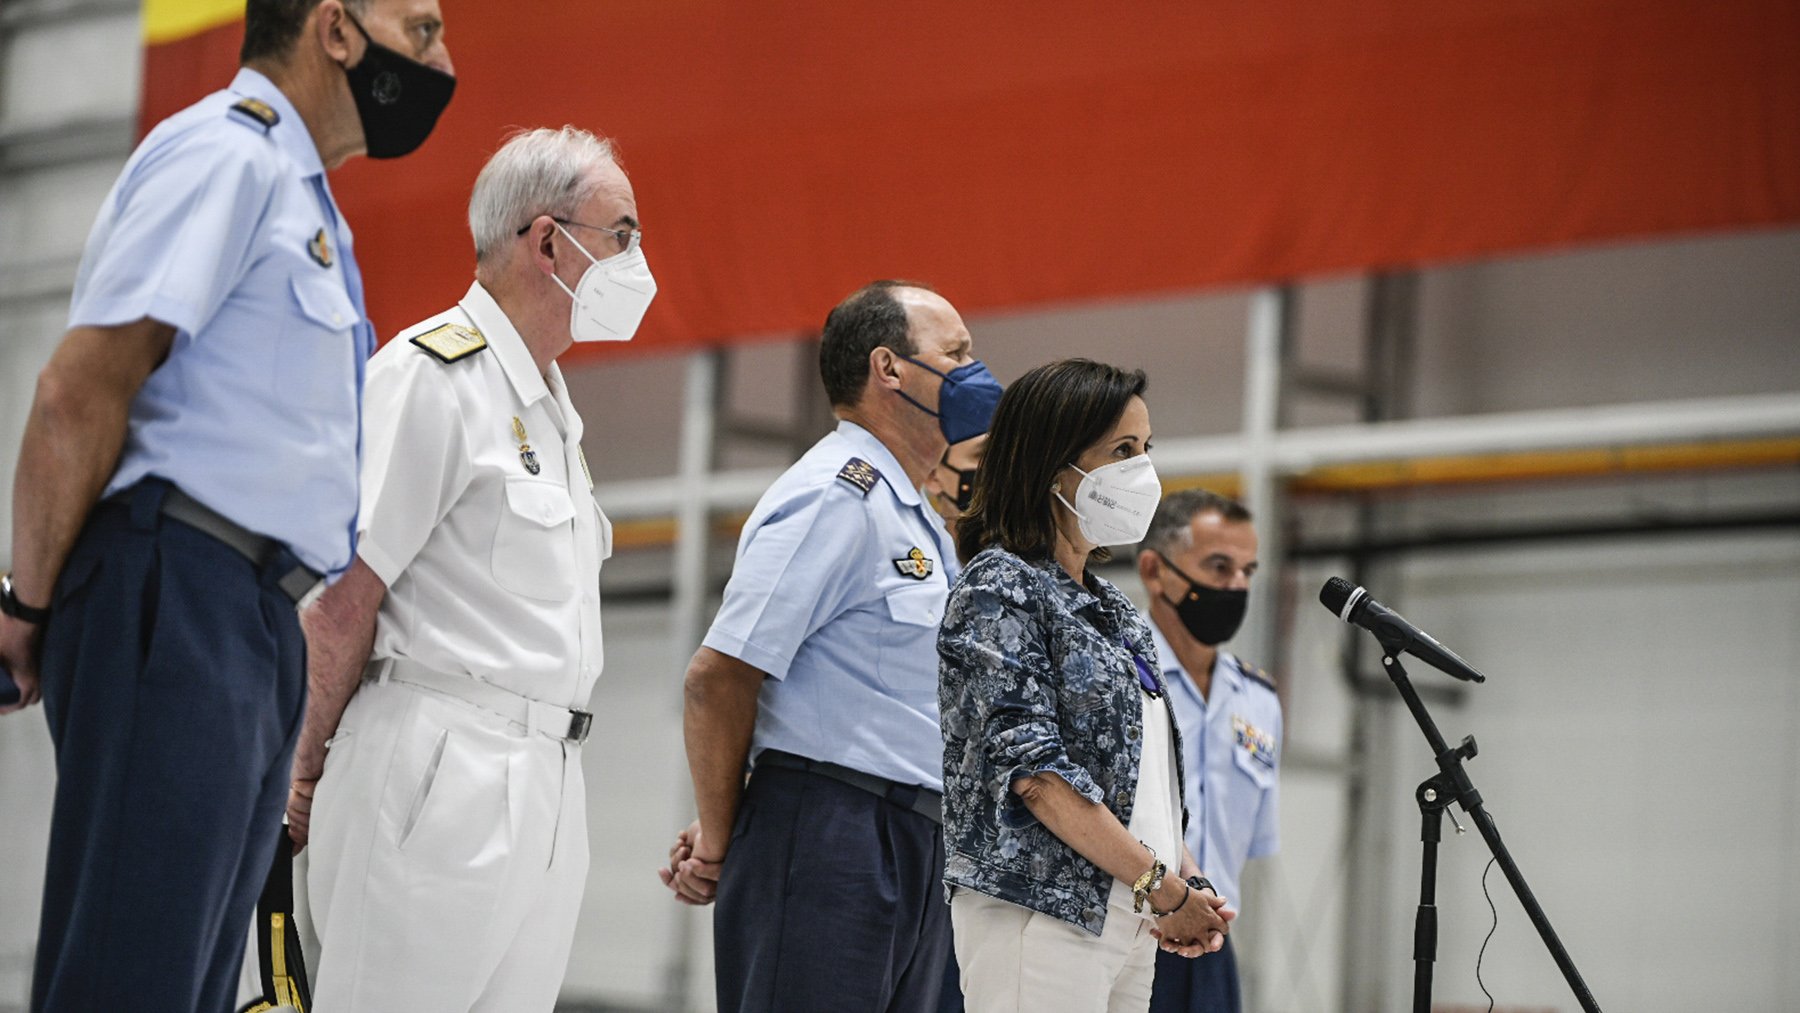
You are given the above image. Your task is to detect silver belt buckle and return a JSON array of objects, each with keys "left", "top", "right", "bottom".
[{"left": 567, "top": 710, "right": 594, "bottom": 744}]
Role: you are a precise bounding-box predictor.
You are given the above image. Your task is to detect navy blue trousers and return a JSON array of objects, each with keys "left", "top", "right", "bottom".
[
  {"left": 1148, "top": 932, "right": 1241, "bottom": 1013},
  {"left": 32, "top": 481, "right": 307, "bottom": 1012},
  {"left": 714, "top": 765, "right": 951, "bottom": 1013}
]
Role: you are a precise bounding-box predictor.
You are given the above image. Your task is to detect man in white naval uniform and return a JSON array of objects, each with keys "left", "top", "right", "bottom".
[{"left": 285, "top": 126, "right": 655, "bottom": 1010}]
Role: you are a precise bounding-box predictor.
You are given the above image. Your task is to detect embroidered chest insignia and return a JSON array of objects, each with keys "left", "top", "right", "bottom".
[
  {"left": 410, "top": 323, "right": 487, "bottom": 363},
  {"left": 307, "top": 228, "right": 333, "bottom": 268},
  {"left": 836, "top": 457, "right": 879, "bottom": 495},
  {"left": 893, "top": 547, "right": 934, "bottom": 580},
  {"left": 1232, "top": 715, "right": 1277, "bottom": 769},
  {"left": 228, "top": 97, "right": 280, "bottom": 132},
  {"left": 512, "top": 416, "right": 541, "bottom": 475}
]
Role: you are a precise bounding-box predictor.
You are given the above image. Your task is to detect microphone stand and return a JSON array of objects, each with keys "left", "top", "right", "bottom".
[{"left": 1376, "top": 639, "right": 1602, "bottom": 1013}]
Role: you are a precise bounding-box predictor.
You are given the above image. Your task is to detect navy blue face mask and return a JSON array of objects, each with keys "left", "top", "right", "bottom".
[{"left": 896, "top": 356, "right": 1004, "bottom": 444}]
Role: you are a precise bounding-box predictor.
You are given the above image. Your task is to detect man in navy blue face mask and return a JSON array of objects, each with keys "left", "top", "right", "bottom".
[
  {"left": 1134, "top": 490, "right": 1281, "bottom": 1013},
  {"left": 663, "top": 281, "right": 1002, "bottom": 1013}
]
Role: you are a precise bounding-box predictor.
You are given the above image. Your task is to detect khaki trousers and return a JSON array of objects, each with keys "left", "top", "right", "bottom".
[{"left": 951, "top": 888, "right": 1157, "bottom": 1013}]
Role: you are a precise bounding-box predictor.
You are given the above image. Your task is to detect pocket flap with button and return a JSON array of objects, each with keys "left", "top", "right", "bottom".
[
  {"left": 290, "top": 274, "right": 357, "bottom": 332},
  {"left": 504, "top": 478, "right": 577, "bottom": 528}
]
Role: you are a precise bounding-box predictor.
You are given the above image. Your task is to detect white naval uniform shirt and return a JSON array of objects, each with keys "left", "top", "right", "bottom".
[{"left": 357, "top": 281, "right": 611, "bottom": 709}]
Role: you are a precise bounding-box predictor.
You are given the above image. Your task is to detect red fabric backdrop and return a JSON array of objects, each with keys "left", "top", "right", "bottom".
[{"left": 142, "top": 1, "right": 1800, "bottom": 361}]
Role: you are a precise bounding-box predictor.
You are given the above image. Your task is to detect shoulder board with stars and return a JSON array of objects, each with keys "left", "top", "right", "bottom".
[
  {"left": 227, "top": 98, "right": 280, "bottom": 134},
  {"left": 1237, "top": 657, "right": 1277, "bottom": 692},
  {"left": 835, "top": 457, "right": 879, "bottom": 496},
  {"left": 410, "top": 323, "right": 488, "bottom": 363}
]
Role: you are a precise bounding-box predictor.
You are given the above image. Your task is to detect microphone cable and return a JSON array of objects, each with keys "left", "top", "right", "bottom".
[{"left": 1475, "top": 799, "right": 1501, "bottom": 1013}]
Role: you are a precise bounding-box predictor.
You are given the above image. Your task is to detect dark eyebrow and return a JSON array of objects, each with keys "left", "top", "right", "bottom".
[{"left": 612, "top": 214, "right": 640, "bottom": 230}]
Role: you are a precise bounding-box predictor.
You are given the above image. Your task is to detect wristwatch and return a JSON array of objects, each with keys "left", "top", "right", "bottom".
[
  {"left": 1186, "top": 874, "right": 1216, "bottom": 897},
  {"left": 1, "top": 573, "right": 50, "bottom": 625}
]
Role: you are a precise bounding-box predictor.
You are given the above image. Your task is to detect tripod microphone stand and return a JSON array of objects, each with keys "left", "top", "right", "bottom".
[{"left": 1377, "top": 638, "right": 1603, "bottom": 1013}]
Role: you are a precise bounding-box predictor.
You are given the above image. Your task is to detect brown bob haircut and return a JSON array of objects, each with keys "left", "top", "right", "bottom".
[{"left": 956, "top": 358, "right": 1148, "bottom": 564}]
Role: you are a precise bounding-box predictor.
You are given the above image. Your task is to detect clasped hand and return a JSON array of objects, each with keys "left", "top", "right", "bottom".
[
  {"left": 657, "top": 818, "right": 725, "bottom": 905},
  {"left": 1150, "top": 884, "right": 1235, "bottom": 958}
]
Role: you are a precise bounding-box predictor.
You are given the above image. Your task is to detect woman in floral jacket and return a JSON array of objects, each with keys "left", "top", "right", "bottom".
[{"left": 939, "top": 359, "right": 1233, "bottom": 1012}]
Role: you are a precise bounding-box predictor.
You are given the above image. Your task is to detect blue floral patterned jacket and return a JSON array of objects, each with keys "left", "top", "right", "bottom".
[{"left": 938, "top": 546, "right": 1188, "bottom": 937}]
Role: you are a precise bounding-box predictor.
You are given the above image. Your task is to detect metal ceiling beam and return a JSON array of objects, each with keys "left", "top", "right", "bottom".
[{"left": 595, "top": 391, "right": 1800, "bottom": 520}]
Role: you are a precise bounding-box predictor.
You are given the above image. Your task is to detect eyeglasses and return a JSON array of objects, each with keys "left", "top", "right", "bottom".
[{"left": 516, "top": 216, "right": 642, "bottom": 256}]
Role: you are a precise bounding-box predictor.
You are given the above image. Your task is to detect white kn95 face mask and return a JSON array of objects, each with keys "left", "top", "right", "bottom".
[
  {"left": 1056, "top": 455, "right": 1162, "bottom": 547},
  {"left": 552, "top": 222, "right": 658, "bottom": 342}
]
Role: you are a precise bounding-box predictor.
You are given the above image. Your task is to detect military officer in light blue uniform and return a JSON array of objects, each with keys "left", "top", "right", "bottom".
[
  {"left": 660, "top": 281, "right": 1002, "bottom": 1013},
  {"left": 1135, "top": 490, "right": 1281, "bottom": 1013},
  {"left": 0, "top": 2, "right": 454, "bottom": 1008}
]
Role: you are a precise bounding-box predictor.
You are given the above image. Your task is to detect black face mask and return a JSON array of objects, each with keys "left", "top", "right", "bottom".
[
  {"left": 1156, "top": 552, "right": 1248, "bottom": 646},
  {"left": 343, "top": 14, "right": 455, "bottom": 159},
  {"left": 935, "top": 450, "right": 977, "bottom": 513}
]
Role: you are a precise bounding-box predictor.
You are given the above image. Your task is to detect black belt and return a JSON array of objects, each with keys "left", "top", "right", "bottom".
[
  {"left": 756, "top": 749, "right": 943, "bottom": 825},
  {"left": 117, "top": 483, "right": 323, "bottom": 605}
]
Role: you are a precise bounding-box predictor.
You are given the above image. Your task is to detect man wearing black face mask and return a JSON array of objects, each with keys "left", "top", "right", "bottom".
[
  {"left": 924, "top": 435, "right": 988, "bottom": 525},
  {"left": 0, "top": 2, "right": 452, "bottom": 1010},
  {"left": 1135, "top": 491, "right": 1279, "bottom": 1013}
]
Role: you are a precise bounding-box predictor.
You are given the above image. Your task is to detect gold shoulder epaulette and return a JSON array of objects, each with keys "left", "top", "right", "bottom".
[
  {"left": 836, "top": 457, "right": 879, "bottom": 495},
  {"left": 410, "top": 323, "right": 487, "bottom": 363},
  {"left": 1238, "top": 658, "right": 1277, "bottom": 692},
  {"left": 228, "top": 98, "right": 280, "bottom": 133}
]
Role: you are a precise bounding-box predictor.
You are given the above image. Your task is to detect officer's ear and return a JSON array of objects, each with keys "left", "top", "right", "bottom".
[
  {"left": 868, "top": 346, "right": 905, "bottom": 391},
  {"left": 525, "top": 218, "right": 560, "bottom": 278},
  {"left": 1137, "top": 548, "right": 1164, "bottom": 595},
  {"left": 314, "top": 0, "right": 357, "bottom": 67}
]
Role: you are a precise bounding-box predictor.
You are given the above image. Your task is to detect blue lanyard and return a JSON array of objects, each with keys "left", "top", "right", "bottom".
[{"left": 1122, "top": 637, "right": 1161, "bottom": 697}]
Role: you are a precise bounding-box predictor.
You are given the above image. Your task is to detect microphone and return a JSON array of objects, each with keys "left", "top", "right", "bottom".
[{"left": 1319, "top": 577, "right": 1486, "bottom": 684}]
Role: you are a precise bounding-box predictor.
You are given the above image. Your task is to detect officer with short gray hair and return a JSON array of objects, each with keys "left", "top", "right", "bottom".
[{"left": 288, "top": 124, "right": 654, "bottom": 1010}]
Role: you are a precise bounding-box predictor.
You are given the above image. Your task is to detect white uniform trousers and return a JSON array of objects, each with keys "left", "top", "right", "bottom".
[
  {"left": 305, "top": 679, "right": 588, "bottom": 1011},
  {"left": 951, "top": 888, "right": 1157, "bottom": 1013}
]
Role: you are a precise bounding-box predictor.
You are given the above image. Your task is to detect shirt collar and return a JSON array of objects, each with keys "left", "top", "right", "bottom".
[
  {"left": 228, "top": 68, "right": 323, "bottom": 177},
  {"left": 1151, "top": 623, "right": 1242, "bottom": 699},
  {"left": 834, "top": 420, "right": 922, "bottom": 507},
  {"left": 458, "top": 281, "right": 553, "bottom": 408}
]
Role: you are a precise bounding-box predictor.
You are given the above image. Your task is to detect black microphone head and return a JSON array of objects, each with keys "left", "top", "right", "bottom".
[{"left": 1319, "top": 576, "right": 1357, "bottom": 616}]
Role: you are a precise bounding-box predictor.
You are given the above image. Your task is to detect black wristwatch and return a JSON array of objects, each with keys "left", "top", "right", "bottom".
[
  {"left": 1, "top": 573, "right": 50, "bottom": 625},
  {"left": 1187, "top": 875, "right": 1216, "bottom": 897}
]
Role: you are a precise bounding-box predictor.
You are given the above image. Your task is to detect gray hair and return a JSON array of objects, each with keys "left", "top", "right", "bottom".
[
  {"left": 1138, "top": 488, "right": 1253, "bottom": 557},
  {"left": 468, "top": 126, "right": 618, "bottom": 267}
]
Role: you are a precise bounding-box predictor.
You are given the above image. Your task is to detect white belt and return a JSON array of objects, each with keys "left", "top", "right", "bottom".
[{"left": 373, "top": 658, "right": 594, "bottom": 744}]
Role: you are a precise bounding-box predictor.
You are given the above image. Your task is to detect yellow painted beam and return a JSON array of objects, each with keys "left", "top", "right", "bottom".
[
  {"left": 601, "top": 437, "right": 1800, "bottom": 553},
  {"left": 143, "top": 0, "right": 244, "bottom": 46},
  {"left": 1288, "top": 437, "right": 1800, "bottom": 494}
]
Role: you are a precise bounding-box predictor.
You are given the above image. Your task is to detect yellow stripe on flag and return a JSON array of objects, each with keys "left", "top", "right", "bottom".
[{"left": 142, "top": 0, "right": 245, "bottom": 46}]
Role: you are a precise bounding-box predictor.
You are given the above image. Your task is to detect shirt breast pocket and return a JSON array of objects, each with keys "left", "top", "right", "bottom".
[
  {"left": 492, "top": 478, "right": 578, "bottom": 601},
  {"left": 1232, "top": 736, "right": 1277, "bottom": 788},
  {"left": 877, "top": 584, "right": 945, "bottom": 696},
  {"left": 274, "top": 274, "right": 358, "bottom": 414}
]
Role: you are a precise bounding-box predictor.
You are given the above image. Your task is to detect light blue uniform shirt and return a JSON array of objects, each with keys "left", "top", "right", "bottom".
[
  {"left": 704, "top": 420, "right": 959, "bottom": 791},
  {"left": 70, "top": 68, "right": 371, "bottom": 576},
  {"left": 1154, "top": 626, "right": 1282, "bottom": 913}
]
